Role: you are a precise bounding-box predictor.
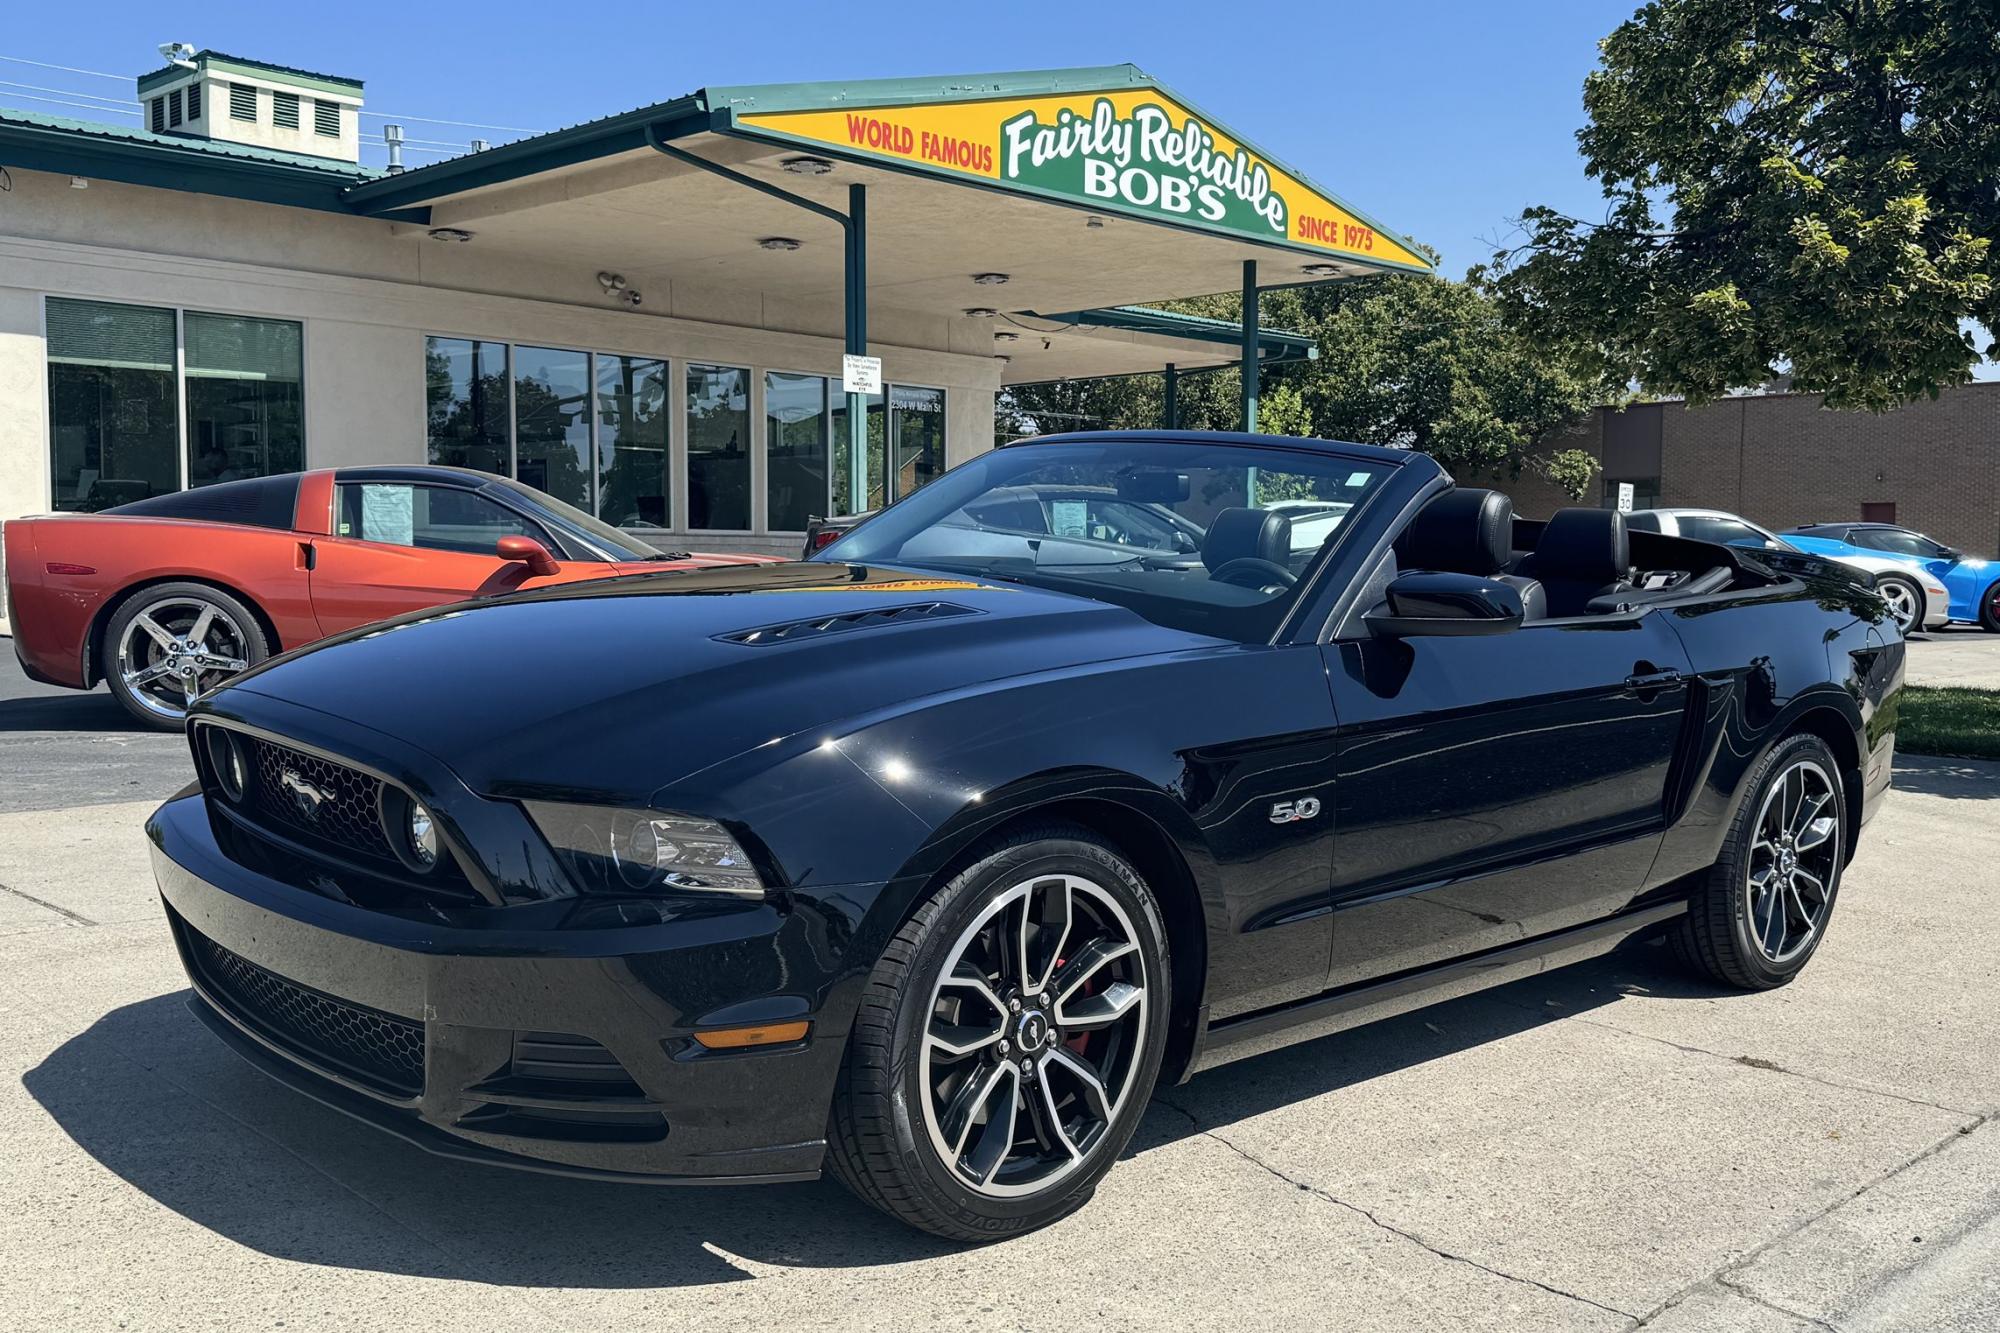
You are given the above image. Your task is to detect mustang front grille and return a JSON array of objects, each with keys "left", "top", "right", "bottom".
[
  {"left": 180, "top": 917, "right": 425, "bottom": 1098},
  {"left": 241, "top": 734, "right": 398, "bottom": 863}
]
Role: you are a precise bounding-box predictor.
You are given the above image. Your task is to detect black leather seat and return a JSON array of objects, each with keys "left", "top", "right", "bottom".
[
  {"left": 1515, "top": 507, "right": 1634, "bottom": 617},
  {"left": 1397, "top": 488, "right": 1547, "bottom": 619},
  {"left": 1203, "top": 507, "right": 1293, "bottom": 574}
]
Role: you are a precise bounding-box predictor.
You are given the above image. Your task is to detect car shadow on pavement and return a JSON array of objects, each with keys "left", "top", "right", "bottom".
[
  {"left": 1891, "top": 755, "right": 2000, "bottom": 802},
  {"left": 0, "top": 689, "right": 155, "bottom": 735},
  {"left": 22, "top": 937, "right": 1710, "bottom": 1283}
]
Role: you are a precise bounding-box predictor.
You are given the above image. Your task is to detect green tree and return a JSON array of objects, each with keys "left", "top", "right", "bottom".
[
  {"left": 999, "top": 273, "right": 1607, "bottom": 498},
  {"left": 1492, "top": 0, "right": 1996, "bottom": 410}
]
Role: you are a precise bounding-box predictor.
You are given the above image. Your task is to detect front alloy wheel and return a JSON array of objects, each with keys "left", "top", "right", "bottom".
[
  {"left": 103, "top": 583, "right": 268, "bottom": 729},
  {"left": 1875, "top": 574, "right": 1923, "bottom": 635},
  {"left": 827, "top": 827, "right": 1169, "bottom": 1240}
]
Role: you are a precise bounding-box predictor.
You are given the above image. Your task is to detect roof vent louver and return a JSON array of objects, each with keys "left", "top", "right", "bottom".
[{"left": 716, "top": 601, "right": 980, "bottom": 646}]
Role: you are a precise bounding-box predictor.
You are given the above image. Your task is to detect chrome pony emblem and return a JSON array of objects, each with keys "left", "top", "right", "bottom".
[{"left": 280, "top": 770, "right": 329, "bottom": 821}]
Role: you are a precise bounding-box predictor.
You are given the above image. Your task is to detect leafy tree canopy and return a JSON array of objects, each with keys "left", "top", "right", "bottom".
[
  {"left": 998, "top": 273, "right": 1610, "bottom": 498},
  {"left": 1492, "top": 0, "right": 1997, "bottom": 410}
]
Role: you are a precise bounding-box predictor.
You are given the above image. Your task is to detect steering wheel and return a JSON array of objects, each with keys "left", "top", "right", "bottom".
[{"left": 1208, "top": 557, "right": 1297, "bottom": 591}]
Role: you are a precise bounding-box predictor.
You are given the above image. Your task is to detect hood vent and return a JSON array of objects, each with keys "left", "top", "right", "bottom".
[{"left": 717, "top": 601, "right": 979, "bottom": 646}]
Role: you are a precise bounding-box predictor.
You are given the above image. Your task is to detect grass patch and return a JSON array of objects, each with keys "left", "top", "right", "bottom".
[{"left": 1898, "top": 686, "right": 2000, "bottom": 760}]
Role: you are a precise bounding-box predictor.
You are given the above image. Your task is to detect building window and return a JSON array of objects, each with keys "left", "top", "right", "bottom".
[
  {"left": 186, "top": 84, "right": 201, "bottom": 121},
  {"left": 424, "top": 337, "right": 510, "bottom": 476},
  {"left": 273, "top": 91, "right": 300, "bottom": 130},
  {"left": 891, "top": 385, "right": 947, "bottom": 502},
  {"left": 229, "top": 83, "right": 257, "bottom": 122},
  {"left": 184, "top": 313, "right": 305, "bottom": 489},
  {"left": 149, "top": 97, "right": 165, "bottom": 133},
  {"left": 314, "top": 100, "right": 340, "bottom": 137},
  {"left": 46, "top": 299, "right": 180, "bottom": 511},
  {"left": 687, "top": 364, "right": 751, "bottom": 529},
  {"left": 512, "top": 346, "right": 592, "bottom": 512},
  {"left": 765, "top": 371, "right": 830, "bottom": 531},
  {"left": 596, "top": 355, "right": 670, "bottom": 528},
  {"left": 832, "top": 390, "right": 885, "bottom": 515},
  {"left": 167, "top": 88, "right": 183, "bottom": 128}
]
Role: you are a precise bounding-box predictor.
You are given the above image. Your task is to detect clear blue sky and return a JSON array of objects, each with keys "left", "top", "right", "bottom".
[{"left": 0, "top": 0, "right": 1639, "bottom": 279}]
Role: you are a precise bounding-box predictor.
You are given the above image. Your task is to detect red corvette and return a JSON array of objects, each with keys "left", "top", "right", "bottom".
[{"left": 4, "top": 466, "right": 772, "bottom": 728}]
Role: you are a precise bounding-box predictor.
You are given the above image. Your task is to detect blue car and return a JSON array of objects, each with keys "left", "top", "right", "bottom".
[{"left": 1784, "top": 523, "right": 1999, "bottom": 632}]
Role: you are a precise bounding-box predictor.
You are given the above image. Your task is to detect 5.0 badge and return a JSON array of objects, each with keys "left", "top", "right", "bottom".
[{"left": 1268, "top": 797, "right": 1322, "bottom": 825}]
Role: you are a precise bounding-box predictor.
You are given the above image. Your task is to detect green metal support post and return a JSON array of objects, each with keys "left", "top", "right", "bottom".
[
  {"left": 1240, "top": 259, "right": 1259, "bottom": 432},
  {"left": 845, "top": 184, "right": 868, "bottom": 511},
  {"left": 1163, "top": 363, "right": 1179, "bottom": 430}
]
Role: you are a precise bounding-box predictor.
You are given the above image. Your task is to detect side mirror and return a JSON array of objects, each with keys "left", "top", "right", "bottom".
[
  {"left": 1938, "top": 547, "right": 1963, "bottom": 561},
  {"left": 1365, "top": 570, "right": 1524, "bottom": 638},
  {"left": 496, "top": 534, "right": 560, "bottom": 577}
]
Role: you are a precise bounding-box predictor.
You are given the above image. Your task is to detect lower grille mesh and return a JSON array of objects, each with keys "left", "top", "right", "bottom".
[{"left": 184, "top": 923, "right": 424, "bottom": 1097}]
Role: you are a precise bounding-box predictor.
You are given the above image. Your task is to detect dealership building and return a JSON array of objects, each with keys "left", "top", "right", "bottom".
[{"left": 0, "top": 50, "right": 1427, "bottom": 596}]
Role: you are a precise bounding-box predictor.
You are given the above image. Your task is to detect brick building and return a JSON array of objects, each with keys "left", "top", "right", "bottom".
[{"left": 1505, "top": 381, "right": 2000, "bottom": 555}]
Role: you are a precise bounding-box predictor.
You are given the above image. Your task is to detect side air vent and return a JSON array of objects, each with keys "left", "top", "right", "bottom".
[
  {"left": 229, "top": 83, "right": 257, "bottom": 122},
  {"left": 716, "top": 601, "right": 979, "bottom": 646}
]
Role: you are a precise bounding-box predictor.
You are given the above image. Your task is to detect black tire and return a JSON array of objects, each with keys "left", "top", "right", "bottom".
[
  {"left": 826, "top": 824, "right": 1171, "bottom": 1241},
  {"left": 101, "top": 582, "right": 271, "bottom": 731},
  {"left": 1979, "top": 579, "right": 2000, "bottom": 633},
  {"left": 1674, "top": 733, "right": 1846, "bottom": 990},
  {"left": 1874, "top": 573, "right": 1925, "bottom": 636}
]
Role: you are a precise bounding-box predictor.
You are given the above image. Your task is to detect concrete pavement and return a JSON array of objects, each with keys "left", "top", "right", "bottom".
[
  {"left": 0, "top": 657, "right": 1995, "bottom": 1331},
  {"left": 1905, "top": 628, "right": 2000, "bottom": 691}
]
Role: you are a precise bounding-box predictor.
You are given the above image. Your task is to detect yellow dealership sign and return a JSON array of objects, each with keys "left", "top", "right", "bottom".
[{"left": 734, "top": 87, "right": 1429, "bottom": 271}]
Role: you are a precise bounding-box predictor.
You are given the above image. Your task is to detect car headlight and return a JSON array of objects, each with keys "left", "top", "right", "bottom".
[{"left": 524, "top": 802, "right": 764, "bottom": 898}]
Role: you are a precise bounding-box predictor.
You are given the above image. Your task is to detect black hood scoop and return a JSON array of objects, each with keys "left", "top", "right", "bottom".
[{"left": 716, "top": 600, "right": 980, "bottom": 646}]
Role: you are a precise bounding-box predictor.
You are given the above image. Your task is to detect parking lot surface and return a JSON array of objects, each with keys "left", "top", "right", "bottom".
[
  {"left": 1, "top": 651, "right": 1996, "bottom": 1331},
  {"left": 1905, "top": 626, "right": 2000, "bottom": 690}
]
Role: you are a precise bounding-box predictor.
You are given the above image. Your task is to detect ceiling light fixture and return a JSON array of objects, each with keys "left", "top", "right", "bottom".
[
  {"left": 993, "top": 330, "right": 1019, "bottom": 343},
  {"left": 597, "top": 271, "right": 628, "bottom": 293},
  {"left": 1085, "top": 216, "right": 1106, "bottom": 229},
  {"left": 964, "top": 307, "right": 999, "bottom": 318},
  {"left": 971, "top": 272, "right": 1010, "bottom": 286},
  {"left": 759, "top": 237, "right": 802, "bottom": 251},
  {"left": 428, "top": 227, "right": 474, "bottom": 243},
  {"left": 1301, "top": 263, "right": 1342, "bottom": 277},
  {"left": 781, "top": 156, "right": 835, "bottom": 175}
]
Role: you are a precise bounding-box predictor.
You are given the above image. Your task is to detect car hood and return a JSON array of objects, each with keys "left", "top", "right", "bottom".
[{"left": 222, "top": 562, "right": 1220, "bottom": 796}]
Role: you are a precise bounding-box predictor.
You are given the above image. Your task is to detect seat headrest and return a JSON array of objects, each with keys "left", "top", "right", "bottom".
[
  {"left": 1401, "top": 488, "right": 1515, "bottom": 576},
  {"left": 1202, "top": 507, "right": 1293, "bottom": 573},
  {"left": 1534, "top": 507, "right": 1631, "bottom": 584}
]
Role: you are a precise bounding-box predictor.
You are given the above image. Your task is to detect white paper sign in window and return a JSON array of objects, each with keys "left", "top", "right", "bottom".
[{"left": 361, "top": 484, "right": 416, "bottom": 546}]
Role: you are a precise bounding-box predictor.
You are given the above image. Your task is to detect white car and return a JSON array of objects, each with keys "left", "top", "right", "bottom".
[{"left": 1624, "top": 507, "right": 1948, "bottom": 634}]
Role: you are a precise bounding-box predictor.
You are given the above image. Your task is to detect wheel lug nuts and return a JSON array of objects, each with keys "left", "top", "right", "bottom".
[
  {"left": 1038, "top": 992, "right": 1050, "bottom": 1007},
  {"left": 1009, "top": 997, "right": 1021, "bottom": 1012},
  {"left": 1019, "top": 1058, "right": 1032, "bottom": 1074},
  {"left": 997, "top": 1039, "right": 1010, "bottom": 1056}
]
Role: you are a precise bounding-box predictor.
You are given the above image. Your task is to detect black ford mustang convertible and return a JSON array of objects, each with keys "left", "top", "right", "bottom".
[{"left": 149, "top": 432, "right": 1901, "bottom": 1240}]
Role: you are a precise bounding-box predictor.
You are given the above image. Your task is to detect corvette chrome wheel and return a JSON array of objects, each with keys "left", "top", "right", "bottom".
[
  {"left": 1744, "top": 759, "right": 1840, "bottom": 964},
  {"left": 918, "top": 872, "right": 1148, "bottom": 1198},
  {"left": 114, "top": 595, "right": 253, "bottom": 722},
  {"left": 1875, "top": 576, "right": 1921, "bottom": 635}
]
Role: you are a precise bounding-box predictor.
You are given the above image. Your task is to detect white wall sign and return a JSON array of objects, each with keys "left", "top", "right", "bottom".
[
  {"left": 1616, "top": 482, "right": 1635, "bottom": 513},
  {"left": 841, "top": 354, "right": 883, "bottom": 395}
]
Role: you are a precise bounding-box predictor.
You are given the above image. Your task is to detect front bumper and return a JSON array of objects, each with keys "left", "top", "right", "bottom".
[{"left": 150, "top": 789, "right": 852, "bottom": 1185}]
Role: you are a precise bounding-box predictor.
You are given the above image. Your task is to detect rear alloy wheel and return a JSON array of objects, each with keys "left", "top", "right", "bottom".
[
  {"left": 1874, "top": 573, "right": 1924, "bottom": 635},
  {"left": 1675, "top": 733, "right": 1845, "bottom": 989},
  {"left": 102, "top": 583, "right": 269, "bottom": 730},
  {"left": 827, "top": 827, "right": 1169, "bottom": 1240},
  {"left": 1979, "top": 580, "right": 2000, "bottom": 633}
]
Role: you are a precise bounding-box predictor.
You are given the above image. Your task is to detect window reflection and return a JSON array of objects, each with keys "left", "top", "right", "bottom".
[
  {"left": 425, "top": 337, "right": 509, "bottom": 476},
  {"left": 46, "top": 298, "right": 180, "bottom": 511},
  {"left": 186, "top": 312, "right": 303, "bottom": 490},
  {"left": 513, "top": 345, "right": 592, "bottom": 510},
  {"left": 687, "top": 364, "right": 750, "bottom": 530},
  {"left": 766, "top": 371, "right": 829, "bottom": 531},
  {"left": 832, "top": 389, "right": 885, "bottom": 515},
  {"left": 892, "top": 385, "right": 946, "bottom": 502},
  {"left": 596, "top": 355, "right": 670, "bottom": 527}
]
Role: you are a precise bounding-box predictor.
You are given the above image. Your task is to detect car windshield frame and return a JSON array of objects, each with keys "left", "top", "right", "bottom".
[
  {"left": 484, "top": 478, "right": 675, "bottom": 562},
  {"left": 810, "top": 437, "right": 1400, "bottom": 644}
]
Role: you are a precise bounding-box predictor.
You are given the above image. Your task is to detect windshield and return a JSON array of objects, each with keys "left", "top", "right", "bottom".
[
  {"left": 815, "top": 439, "right": 1396, "bottom": 641},
  {"left": 487, "top": 478, "right": 674, "bottom": 561}
]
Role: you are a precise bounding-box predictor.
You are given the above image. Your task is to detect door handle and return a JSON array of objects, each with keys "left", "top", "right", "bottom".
[{"left": 1626, "top": 667, "right": 1682, "bottom": 689}]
